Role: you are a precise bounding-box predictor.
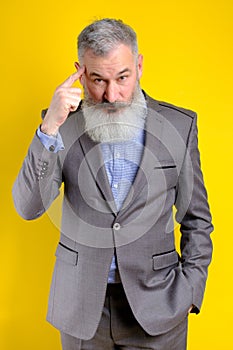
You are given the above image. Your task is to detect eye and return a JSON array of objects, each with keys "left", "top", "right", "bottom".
[
  {"left": 94, "top": 78, "right": 104, "bottom": 84},
  {"left": 118, "top": 75, "right": 128, "bottom": 83}
]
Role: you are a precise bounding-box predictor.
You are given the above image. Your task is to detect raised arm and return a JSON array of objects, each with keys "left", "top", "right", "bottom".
[{"left": 12, "top": 67, "right": 85, "bottom": 220}]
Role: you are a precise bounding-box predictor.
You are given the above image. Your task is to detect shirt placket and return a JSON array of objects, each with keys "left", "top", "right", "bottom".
[{"left": 112, "top": 144, "right": 123, "bottom": 211}]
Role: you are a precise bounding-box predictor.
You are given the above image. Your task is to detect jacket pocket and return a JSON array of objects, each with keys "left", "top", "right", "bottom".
[
  {"left": 152, "top": 250, "right": 178, "bottom": 270},
  {"left": 55, "top": 242, "right": 78, "bottom": 266},
  {"left": 151, "top": 161, "right": 178, "bottom": 190},
  {"left": 154, "top": 165, "right": 176, "bottom": 169}
]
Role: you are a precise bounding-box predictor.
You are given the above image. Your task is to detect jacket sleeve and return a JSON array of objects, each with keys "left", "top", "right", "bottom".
[
  {"left": 12, "top": 132, "right": 63, "bottom": 220},
  {"left": 175, "top": 114, "right": 213, "bottom": 312}
]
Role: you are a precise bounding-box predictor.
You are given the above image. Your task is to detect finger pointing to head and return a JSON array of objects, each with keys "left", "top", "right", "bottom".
[{"left": 60, "top": 66, "right": 85, "bottom": 88}]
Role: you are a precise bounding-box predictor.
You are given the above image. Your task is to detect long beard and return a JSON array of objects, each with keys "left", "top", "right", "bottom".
[{"left": 82, "top": 85, "right": 147, "bottom": 143}]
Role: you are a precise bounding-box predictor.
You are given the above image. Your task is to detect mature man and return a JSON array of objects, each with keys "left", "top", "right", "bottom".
[{"left": 13, "top": 18, "right": 213, "bottom": 350}]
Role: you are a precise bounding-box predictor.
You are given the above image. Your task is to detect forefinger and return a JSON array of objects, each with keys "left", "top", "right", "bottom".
[{"left": 60, "top": 66, "right": 85, "bottom": 88}]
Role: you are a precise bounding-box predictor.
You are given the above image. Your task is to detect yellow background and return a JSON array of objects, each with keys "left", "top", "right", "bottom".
[{"left": 1, "top": 0, "right": 232, "bottom": 349}]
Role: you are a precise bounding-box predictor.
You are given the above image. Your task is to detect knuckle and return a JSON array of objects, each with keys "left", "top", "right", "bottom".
[{"left": 57, "top": 90, "right": 66, "bottom": 100}]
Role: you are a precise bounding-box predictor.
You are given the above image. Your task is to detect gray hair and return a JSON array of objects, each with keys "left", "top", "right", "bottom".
[{"left": 78, "top": 18, "right": 138, "bottom": 63}]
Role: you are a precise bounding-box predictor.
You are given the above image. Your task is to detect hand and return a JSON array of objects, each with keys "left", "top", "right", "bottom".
[
  {"left": 188, "top": 304, "right": 194, "bottom": 313},
  {"left": 41, "top": 66, "right": 85, "bottom": 135}
]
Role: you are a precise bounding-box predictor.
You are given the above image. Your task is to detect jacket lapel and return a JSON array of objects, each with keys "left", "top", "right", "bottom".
[
  {"left": 117, "top": 99, "right": 165, "bottom": 215},
  {"left": 78, "top": 125, "right": 118, "bottom": 215},
  {"left": 76, "top": 94, "right": 165, "bottom": 216}
]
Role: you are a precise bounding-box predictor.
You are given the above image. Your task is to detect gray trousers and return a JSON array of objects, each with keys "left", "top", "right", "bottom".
[{"left": 61, "top": 283, "right": 188, "bottom": 350}]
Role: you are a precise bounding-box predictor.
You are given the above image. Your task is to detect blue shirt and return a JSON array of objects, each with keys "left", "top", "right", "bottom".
[{"left": 37, "top": 126, "right": 145, "bottom": 282}]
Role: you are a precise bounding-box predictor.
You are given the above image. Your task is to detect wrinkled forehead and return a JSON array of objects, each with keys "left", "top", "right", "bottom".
[
  {"left": 81, "top": 42, "right": 137, "bottom": 61},
  {"left": 82, "top": 44, "right": 137, "bottom": 75}
]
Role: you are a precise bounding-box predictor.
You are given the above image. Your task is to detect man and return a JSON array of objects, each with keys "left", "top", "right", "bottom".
[{"left": 13, "top": 18, "right": 213, "bottom": 350}]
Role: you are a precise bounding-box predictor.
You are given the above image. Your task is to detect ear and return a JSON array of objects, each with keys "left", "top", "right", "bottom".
[
  {"left": 137, "top": 54, "right": 143, "bottom": 79},
  {"left": 74, "top": 62, "right": 85, "bottom": 85}
]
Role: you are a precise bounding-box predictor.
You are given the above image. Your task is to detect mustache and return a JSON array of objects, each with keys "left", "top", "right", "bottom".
[
  {"left": 84, "top": 99, "right": 131, "bottom": 111},
  {"left": 99, "top": 101, "right": 130, "bottom": 108}
]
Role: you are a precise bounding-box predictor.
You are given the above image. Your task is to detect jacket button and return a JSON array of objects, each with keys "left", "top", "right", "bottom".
[
  {"left": 113, "top": 223, "right": 121, "bottom": 231},
  {"left": 49, "top": 145, "right": 55, "bottom": 152}
]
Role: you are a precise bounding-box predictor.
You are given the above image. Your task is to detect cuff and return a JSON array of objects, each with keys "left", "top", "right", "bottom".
[{"left": 37, "top": 126, "right": 65, "bottom": 153}]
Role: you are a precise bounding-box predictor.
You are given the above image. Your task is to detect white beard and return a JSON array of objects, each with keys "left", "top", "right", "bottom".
[{"left": 82, "top": 86, "right": 147, "bottom": 143}]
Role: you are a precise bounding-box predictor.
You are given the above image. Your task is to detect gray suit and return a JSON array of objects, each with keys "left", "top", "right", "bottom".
[{"left": 13, "top": 93, "right": 213, "bottom": 340}]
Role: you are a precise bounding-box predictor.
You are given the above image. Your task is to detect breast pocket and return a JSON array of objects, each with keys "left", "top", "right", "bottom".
[
  {"left": 151, "top": 161, "right": 179, "bottom": 190},
  {"left": 153, "top": 164, "right": 177, "bottom": 170}
]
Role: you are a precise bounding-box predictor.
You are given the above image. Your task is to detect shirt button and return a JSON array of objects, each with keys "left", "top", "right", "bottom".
[
  {"left": 115, "top": 152, "right": 121, "bottom": 158},
  {"left": 113, "top": 183, "right": 118, "bottom": 189},
  {"left": 49, "top": 145, "right": 55, "bottom": 152},
  {"left": 113, "top": 223, "right": 121, "bottom": 231}
]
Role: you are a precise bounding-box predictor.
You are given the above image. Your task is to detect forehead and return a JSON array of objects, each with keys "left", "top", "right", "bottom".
[{"left": 83, "top": 44, "right": 136, "bottom": 76}]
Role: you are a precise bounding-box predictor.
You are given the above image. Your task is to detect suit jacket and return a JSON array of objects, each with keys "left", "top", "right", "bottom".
[{"left": 12, "top": 92, "right": 213, "bottom": 340}]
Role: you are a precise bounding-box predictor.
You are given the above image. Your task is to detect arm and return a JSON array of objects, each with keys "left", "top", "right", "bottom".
[
  {"left": 12, "top": 133, "right": 63, "bottom": 220},
  {"left": 12, "top": 67, "right": 85, "bottom": 220},
  {"left": 175, "top": 114, "right": 213, "bottom": 312}
]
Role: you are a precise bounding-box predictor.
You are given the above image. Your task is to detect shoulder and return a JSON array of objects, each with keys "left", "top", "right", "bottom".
[
  {"left": 157, "top": 100, "right": 196, "bottom": 120},
  {"left": 144, "top": 92, "right": 197, "bottom": 121},
  {"left": 144, "top": 92, "right": 197, "bottom": 138}
]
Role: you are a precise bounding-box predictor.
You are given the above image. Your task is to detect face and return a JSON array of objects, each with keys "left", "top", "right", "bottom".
[
  {"left": 75, "top": 44, "right": 146, "bottom": 143},
  {"left": 76, "top": 44, "right": 143, "bottom": 105}
]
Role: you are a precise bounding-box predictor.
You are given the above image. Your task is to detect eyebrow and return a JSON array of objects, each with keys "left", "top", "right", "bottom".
[{"left": 89, "top": 68, "right": 131, "bottom": 78}]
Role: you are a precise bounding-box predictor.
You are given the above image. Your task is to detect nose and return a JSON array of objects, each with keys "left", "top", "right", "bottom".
[{"left": 104, "top": 82, "right": 119, "bottom": 103}]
